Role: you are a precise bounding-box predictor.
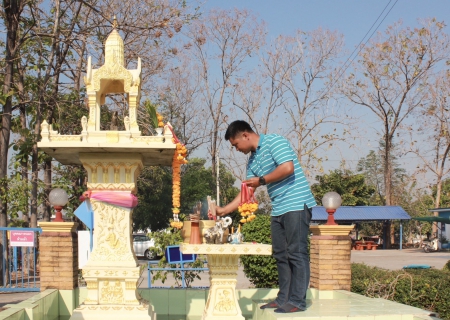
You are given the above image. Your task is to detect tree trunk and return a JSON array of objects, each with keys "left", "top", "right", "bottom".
[
  {"left": 2, "top": 0, "right": 24, "bottom": 285},
  {"left": 433, "top": 177, "right": 442, "bottom": 238},
  {"left": 384, "top": 131, "right": 393, "bottom": 248},
  {"left": 43, "top": 158, "right": 52, "bottom": 221}
]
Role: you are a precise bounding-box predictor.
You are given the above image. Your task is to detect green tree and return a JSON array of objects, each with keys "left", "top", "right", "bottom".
[
  {"left": 357, "top": 147, "right": 414, "bottom": 246},
  {"left": 134, "top": 166, "right": 173, "bottom": 232},
  {"left": 311, "top": 169, "right": 375, "bottom": 206},
  {"left": 133, "top": 158, "right": 239, "bottom": 232},
  {"left": 180, "top": 158, "right": 215, "bottom": 214}
]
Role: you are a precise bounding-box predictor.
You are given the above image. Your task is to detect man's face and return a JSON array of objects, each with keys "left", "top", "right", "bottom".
[{"left": 229, "top": 132, "right": 251, "bottom": 154}]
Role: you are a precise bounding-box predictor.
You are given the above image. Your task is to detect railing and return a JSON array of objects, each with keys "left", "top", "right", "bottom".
[
  {"left": 0, "top": 227, "right": 41, "bottom": 292},
  {"left": 147, "top": 261, "right": 209, "bottom": 288}
]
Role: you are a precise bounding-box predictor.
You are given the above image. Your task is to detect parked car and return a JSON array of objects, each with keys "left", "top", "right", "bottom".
[{"left": 132, "top": 234, "right": 156, "bottom": 260}]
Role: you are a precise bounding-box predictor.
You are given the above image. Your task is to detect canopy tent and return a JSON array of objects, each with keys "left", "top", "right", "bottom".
[
  {"left": 416, "top": 208, "right": 450, "bottom": 241},
  {"left": 413, "top": 216, "right": 450, "bottom": 224},
  {"left": 311, "top": 206, "right": 411, "bottom": 250},
  {"left": 427, "top": 208, "right": 450, "bottom": 219},
  {"left": 311, "top": 206, "right": 411, "bottom": 222}
]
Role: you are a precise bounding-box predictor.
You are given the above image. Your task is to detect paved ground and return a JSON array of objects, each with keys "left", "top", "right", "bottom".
[
  {"left": 351, "top": 247, "right": 450, "bottom": 270},
  {"left": 0, "top": 248, "right": 448, "bottom": 309}
]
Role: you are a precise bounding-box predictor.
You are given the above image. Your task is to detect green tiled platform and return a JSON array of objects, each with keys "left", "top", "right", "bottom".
[
  {"left": 252, "top": 290, "right": 440, "bottom": 320},
  {"left": 0, "top": 288, "right": 441, "bottom": 320}
]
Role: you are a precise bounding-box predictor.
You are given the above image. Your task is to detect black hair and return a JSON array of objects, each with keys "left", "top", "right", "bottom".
[{"left": 224, "top": 120, "right": 254, "bottom": 140}]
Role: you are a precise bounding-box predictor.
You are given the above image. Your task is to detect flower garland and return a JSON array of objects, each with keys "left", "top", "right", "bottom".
[
  {"left": 170, "top": 125, "right": 188, "bottom": 229},
  {"left": 238, "top": 202, "right": 258, "bottom": 224},
  {"left": 238, "top": 183, "right": 258, "bottom": 224},
  {"left": 157, "top": 113, "right": 164, "bottom": 127}
]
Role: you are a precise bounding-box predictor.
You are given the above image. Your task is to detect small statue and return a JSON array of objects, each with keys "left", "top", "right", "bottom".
[
  {"left": 228, "top": 225, "right": 244, "bottom": 244},
  {"left": 81, "top": 116, "right": 87, "bottom": 132},
  {"left": 110, "top": 111, "right": 119, "bottom": 130},
  {"left": 204, "top": 217, "right": 232, "bottom": 244},
  {"left": 124, "top": 116, "right": 130, "bottom": 131}
]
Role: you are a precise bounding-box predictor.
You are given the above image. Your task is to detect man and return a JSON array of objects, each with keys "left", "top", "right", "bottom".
[{"left": 216, "top": 120, "right": 316, "bottom": 313}]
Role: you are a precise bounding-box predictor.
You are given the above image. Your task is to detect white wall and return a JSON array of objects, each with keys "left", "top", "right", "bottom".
[{"left": 78, "top": 230, "right": 91, "bottom": 269}]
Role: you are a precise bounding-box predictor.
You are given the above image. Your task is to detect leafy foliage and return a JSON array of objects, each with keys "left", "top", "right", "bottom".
[
  {"left": 312, "top": 169, "right": 375, "bottom": 206},
  {"left": 134, "top": 167, "right": 173, "bottom": 232},
  {"left": 142, "top": 100, "right": 159, "bottom": 130},
  {"left": 351, "top": 263, "right": 450, "bottom": 319},
  {"left": 443, "top": 260, "right": 450, "bottom": 272},
  {"left": 132, "top": 158, "right": 239, "bottom": 232},
  {"left": 240, "top": 215, "right": 278, "bottom": 288},
  {"left": 148, "top": 228, "right": 205, "bottom": 288},
  {"left": 52, "top": 164, "right": 87, "bottom": 218},
  {"left": 180, "top": 158, "right": 215, "bottom": 214}
]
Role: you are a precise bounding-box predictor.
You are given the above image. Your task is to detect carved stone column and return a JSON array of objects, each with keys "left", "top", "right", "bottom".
[{"left": 71, "top": 153, "right": 155, "bottom": 320}]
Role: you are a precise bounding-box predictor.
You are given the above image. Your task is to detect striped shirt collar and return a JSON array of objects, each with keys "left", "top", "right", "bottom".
[{"left": 255, "top": 134, "right": 265, "bottom": 152}]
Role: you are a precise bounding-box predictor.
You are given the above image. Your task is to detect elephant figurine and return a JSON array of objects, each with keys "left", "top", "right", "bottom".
[{"left": 204, "top": 217, "right": 232, "bottom": 244}]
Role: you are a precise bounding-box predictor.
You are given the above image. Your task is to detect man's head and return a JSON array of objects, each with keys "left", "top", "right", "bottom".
[
  {"left": 225, "top": 120, "right": 257, "bottom": 154},
  {"left": 225, "top": 120, "right": 254, "bottom": 140}
]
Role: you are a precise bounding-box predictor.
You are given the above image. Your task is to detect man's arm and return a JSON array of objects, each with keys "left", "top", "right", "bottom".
[
  {"left": 243, "top": 161, "right": 294, "bottom": 188},
  {"left": 215, "top": 191, "right": 241, "bottom": 216}
]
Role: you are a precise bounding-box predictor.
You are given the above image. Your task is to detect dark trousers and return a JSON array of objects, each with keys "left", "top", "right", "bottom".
[{"left": 271, "top": 206, "right": 311, "bottom": 309}]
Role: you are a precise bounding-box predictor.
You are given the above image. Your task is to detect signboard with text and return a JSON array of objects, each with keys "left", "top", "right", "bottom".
[{"left": 10, "top": 231, "right": 35, "bottom": 247}]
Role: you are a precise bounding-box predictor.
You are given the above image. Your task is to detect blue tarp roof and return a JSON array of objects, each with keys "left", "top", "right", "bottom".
[
  {"left": 428, "top": 208, "right": 450, "bottom": 219},
  {"left": 311, "top": 206, "right": 411, "bottom": 222}
]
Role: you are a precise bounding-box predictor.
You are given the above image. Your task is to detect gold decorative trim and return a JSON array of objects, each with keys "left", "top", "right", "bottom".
[
  {"left": 86, "top": 281, "right": 98, "bottom": 289},
  {"left": 92, "top": 64, "right": 133, "bottom": 92},
  {"left": 309, "top": 225, "right": 355, "bottom": 236},
  {"left": 180, "top": 243, "right": 272, "bottom": 255},
  {"left": 214, "top": 289, "right": 236, "bottom": 312},
  {"left": 87, "top": 183, "right": 135, "bottom": 191},
  {"left": 125, "top": 281, "right": 136, "bottom": 289},
  {"left": 38, "top": 222, "right": 78, "bottom": 233},
  {"left": 100, "top": 280, "right": 124, "bottom": 304},
  {"left": 132, "top": 136, "right": 164, "bottom": 143},
  {"left": 50, "top": 135, "right": 82, "bottom": 142},
  {"left": 88, "top": 201, "right": 134, "bottom": 262},
  {"left": 106, "top": 132, "right": 119, "bottom": 143}
]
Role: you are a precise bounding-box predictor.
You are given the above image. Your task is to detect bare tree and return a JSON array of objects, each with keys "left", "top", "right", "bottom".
[
  {"left": 342, "top": 19, "right": 450, "bottom": 206},
  {"left": 342, "top": 19, "right": 450, "bottom": 247},
  {"left": 153, "top": 54, "right": 208, "bottom": 153},
  {"left": 409, "top": 71, "right": 450, "bottom": 235},
  {"left": 230, "top": 28, "right": 347, "bottom": 178},
  {"left": 184, "top": 8, "right": 266, "bottom": 176}
]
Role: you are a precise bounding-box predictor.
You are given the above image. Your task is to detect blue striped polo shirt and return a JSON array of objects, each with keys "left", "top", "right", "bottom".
[{"left": 247, "top": 134, "right": 317, "bottom": 216}]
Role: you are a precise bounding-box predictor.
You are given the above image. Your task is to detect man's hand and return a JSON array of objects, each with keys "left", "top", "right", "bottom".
[
  {"left": 242, "top": 177, "right": 260, "bottom": 189},
  {"left": 215, "top": 191, "right": 242, "bottom": 216},
  {"left": 215, "top": 206, "right": 227, "bottom": 217}
]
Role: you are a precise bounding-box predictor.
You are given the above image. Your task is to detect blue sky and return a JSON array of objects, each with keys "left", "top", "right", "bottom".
[
  {"left": 203, "top": 1, "right": 450, "bottom": 49},
  {"left": 197, "top": 0, "right": 450, "bottom": 177}
]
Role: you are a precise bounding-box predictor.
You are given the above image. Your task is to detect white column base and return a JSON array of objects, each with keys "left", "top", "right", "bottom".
[
  {"left": 70, "top": 303, "right": 156, "bottom": 320},
  {"left": 203, "top": 254, "right": 244, "bottom": 320}
]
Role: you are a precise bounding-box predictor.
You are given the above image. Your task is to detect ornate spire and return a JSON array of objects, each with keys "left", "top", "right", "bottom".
[
  {"left": 105, "top": 16, "right": 124, "bottom": 66},
  {"left": 112, "top": 15, "right": 118, "bottom": 29}
]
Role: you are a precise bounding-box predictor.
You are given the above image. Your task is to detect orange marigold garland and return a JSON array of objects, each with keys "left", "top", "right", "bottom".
[
  {"left": 169, "top": 123, "right": 188, "bottom": 229},
  {"left": 157, "top": 113, "right": 164, "bottom": 127},
  {"left": 238, "top": 182, "right": 258, "bottom": 224}
]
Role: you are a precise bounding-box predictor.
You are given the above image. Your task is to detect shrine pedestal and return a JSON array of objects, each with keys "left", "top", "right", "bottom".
[
  {"left": 180, "top": 243, "right": 272, "bottom": 320},
  {"left": 70, "top": 155, "right": 156, "bottom": 319}
]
